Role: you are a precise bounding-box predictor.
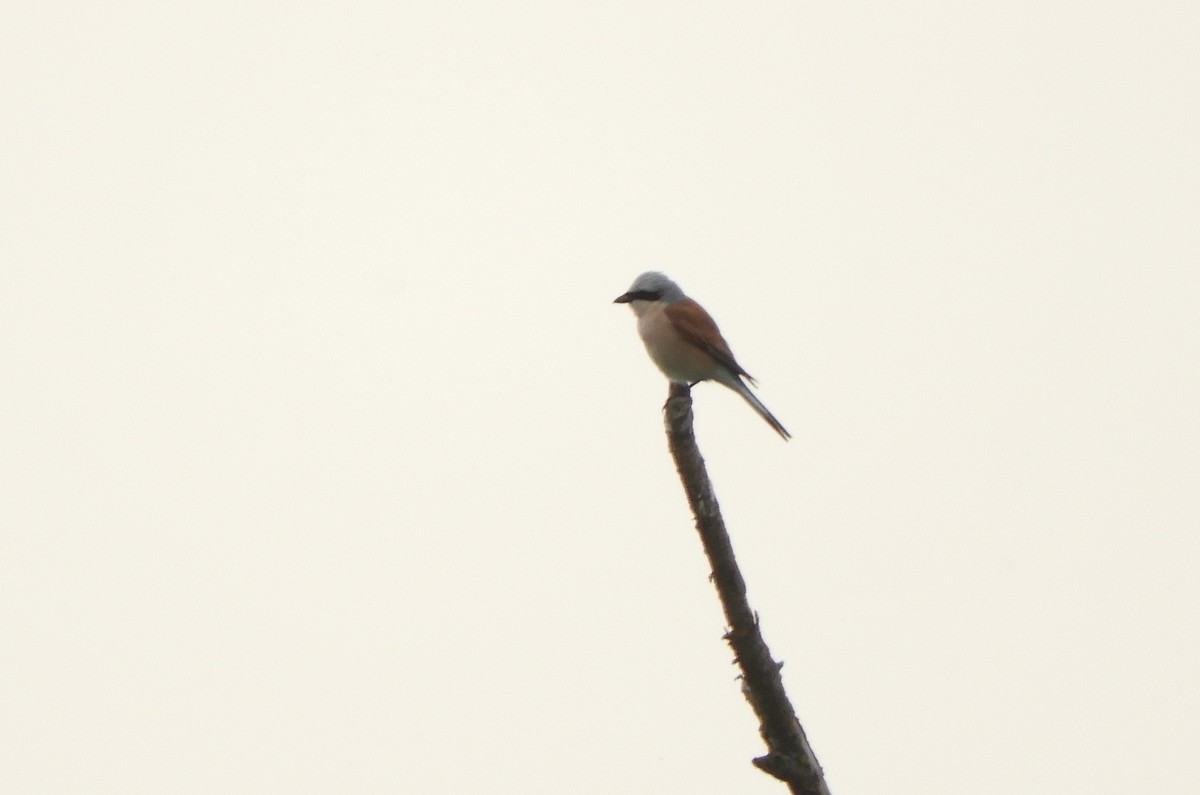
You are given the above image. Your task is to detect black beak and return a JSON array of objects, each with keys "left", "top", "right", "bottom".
[{"left": 613, "top": 292, "right": 634, "bottom": 304}]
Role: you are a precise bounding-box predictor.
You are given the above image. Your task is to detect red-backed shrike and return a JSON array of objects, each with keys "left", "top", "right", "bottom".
[{"left": 614, "top": 272, "right": 790, "bottom": 440}]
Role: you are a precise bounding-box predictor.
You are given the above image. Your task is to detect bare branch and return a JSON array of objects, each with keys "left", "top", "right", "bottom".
[{"left": 664, "top": 382, "right": 831, "bottom": 795}]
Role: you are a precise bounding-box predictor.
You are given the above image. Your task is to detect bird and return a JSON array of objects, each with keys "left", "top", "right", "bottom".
[{"left": 613, "top": 271, "right": 790, "bottom": 440}]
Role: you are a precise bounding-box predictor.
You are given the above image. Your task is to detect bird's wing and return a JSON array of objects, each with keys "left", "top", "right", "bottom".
[{"left": 664, "top": 299, "right": 755, "bottom": 382}]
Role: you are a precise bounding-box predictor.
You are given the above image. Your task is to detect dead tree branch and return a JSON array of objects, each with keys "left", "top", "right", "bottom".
[{"left": 663, "top": 382, "right": 831, "bottom": 795}]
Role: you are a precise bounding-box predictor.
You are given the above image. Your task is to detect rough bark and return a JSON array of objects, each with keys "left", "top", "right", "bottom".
[{"left": 664, "top": 383, "right": 831, "bottom": 795}]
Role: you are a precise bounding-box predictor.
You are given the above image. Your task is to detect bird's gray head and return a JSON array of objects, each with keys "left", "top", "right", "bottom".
[{"left": 612, "top": 271, "right": 686, "bottom": 305}]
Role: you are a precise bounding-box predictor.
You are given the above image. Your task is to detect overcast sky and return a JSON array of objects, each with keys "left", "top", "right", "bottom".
[{"left": 3, "top": 3, "right": 1198, "bottom": 793}]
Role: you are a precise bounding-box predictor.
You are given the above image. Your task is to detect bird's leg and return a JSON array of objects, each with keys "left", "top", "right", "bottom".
[
  {"left": 663, "top": 381, "right": 691, "bottom": 409},
  {"left": 662, "top": 381, "right": 694, "bottom": 429}
]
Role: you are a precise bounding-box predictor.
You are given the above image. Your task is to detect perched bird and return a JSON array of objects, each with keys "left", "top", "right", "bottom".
[{"left": 613, "top": 272, "right": 790, "bottom": 440}]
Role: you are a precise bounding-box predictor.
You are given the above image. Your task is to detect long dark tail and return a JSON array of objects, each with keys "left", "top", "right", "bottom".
[{"left": 728, "top": 378, "right": 791, "bottom": 440}]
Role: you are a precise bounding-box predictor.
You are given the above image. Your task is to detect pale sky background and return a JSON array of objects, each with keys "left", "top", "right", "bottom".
[{"left": 2, "top": 3, "right": 1198, "bottom": 793}]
